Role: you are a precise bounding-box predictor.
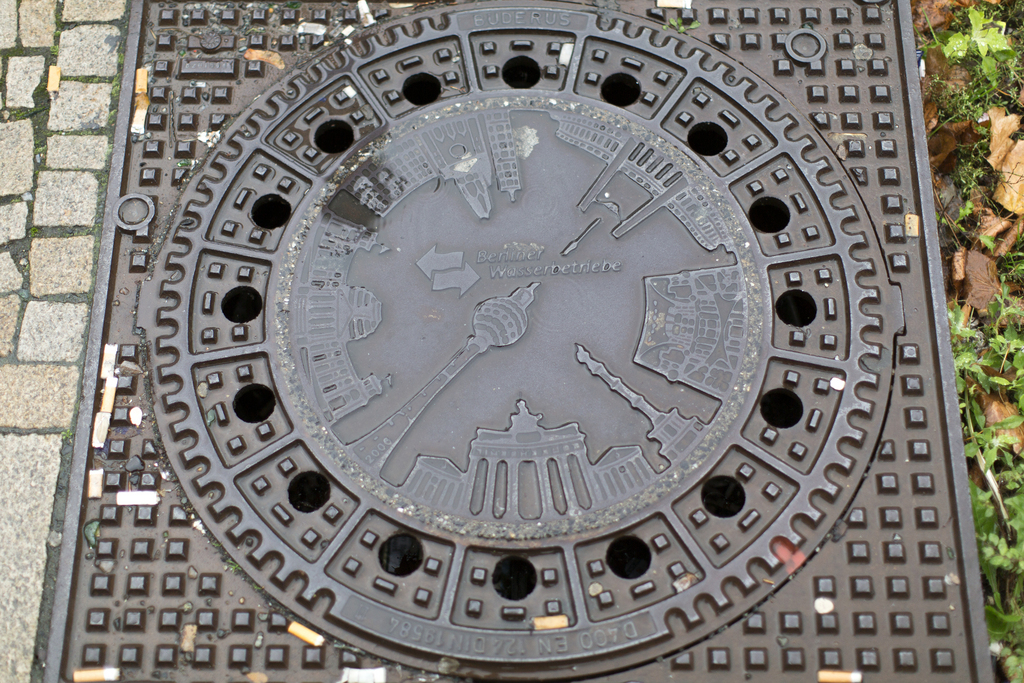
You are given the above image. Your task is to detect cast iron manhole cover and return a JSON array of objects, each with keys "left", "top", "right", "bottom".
[{"left": 47, "top": 1, "right": 992, "bottom": 682}]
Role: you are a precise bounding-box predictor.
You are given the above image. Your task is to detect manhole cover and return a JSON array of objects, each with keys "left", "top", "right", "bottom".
[{"left": 47, "top": 1, "right": 992, "bottom": 682}]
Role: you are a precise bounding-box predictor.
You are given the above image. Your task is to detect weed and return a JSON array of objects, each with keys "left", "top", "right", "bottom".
[
  {"left": 940, "top": 7, "right": 1016, "bottom": 86},
  {"left": 951, "top": 291, "right": 1024, "bottom": 670},
  {"left": 663, "top": 17, "right": 700, "bottom": 33}
]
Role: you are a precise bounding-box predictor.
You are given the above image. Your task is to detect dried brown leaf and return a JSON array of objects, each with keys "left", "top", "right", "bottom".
[
  {"left": 993, "top": 142, "right": 1024, "bottom": 214},
  {"left": 988, "top": 107, "right": 1023, "bottom": 168},
  {"left": 963, "top": 249, "right": 1001, "bottom": 309},
  {"left": 243, "top": 48, "right": 285, "bottom": 70},
  {"left": 969, "top": 377, "right": 1024, "bottom": 454},
  {"left": 977, "top": 207, "right": 1014, "bottom": 238},
  {"left": 952, "top": 247, "right": 967, "bottom": 282},
  {"left": 913, "top": 0, "right": 969, "bottom": 33},
  {"left": 996, "top": 216, "right": 1024, "bottom": 256},
  {"left": 930, "top": 120, "right": 983, "bottom": 173},
  {"left": 929, "top": 126, "right": 959, "bottom": 172},
  {"left": 925, "top": 45, "right": 973, "bottom": 89},
  {"left": 924, "top": 100, "right": 940, "bottom": 133},
  {"left": 984, "top": 108, "right": 1024, "bottom": 214}
]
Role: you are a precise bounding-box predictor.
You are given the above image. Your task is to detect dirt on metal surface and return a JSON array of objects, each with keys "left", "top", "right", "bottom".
[{"left": 46, "top": 0, "right": 991, "bottom": 681}]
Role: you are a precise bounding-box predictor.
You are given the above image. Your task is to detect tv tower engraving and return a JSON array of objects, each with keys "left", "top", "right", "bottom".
[{"left": 349, "top": 283, "right": 540, "bottom": 483}]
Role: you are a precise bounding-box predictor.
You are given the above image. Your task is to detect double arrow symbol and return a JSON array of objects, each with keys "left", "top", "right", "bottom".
[{"left": 416, "top": 245, "right": 480, "bottom": 297}]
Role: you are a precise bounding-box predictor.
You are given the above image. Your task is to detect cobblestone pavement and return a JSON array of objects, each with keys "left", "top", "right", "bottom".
[{"left": 0, "top": 0, "right": 126, "bottom": 680}]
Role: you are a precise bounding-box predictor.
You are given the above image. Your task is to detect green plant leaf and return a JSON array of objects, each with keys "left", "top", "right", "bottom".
[
  {"left": 995, "top": 415, "right": 1024, "bottom": 430},
  {"left": 942, "top": 32, "right": 971, "bottom": 60}
]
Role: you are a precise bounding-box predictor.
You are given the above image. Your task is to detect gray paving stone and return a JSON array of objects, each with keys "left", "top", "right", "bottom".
[
  {"left": 5, "top": 56, "right": 44, "bottom": 109},
  {"left": 61, "top": 0, "right": 125, "bottom": 22},
  {"left": 33, "top": 171, "right": 97, "bottom": 226},
  {"left": 0, "top": 203, "right": 27, "bottom": 246},
  {"left": 0, "top": 294, "right": 20, "bottom": 355},
  {"left": 18, "top": 301, "right": 88, "bottom": 362},
  {"left": 0, "top": 121, "right": 34, "bottom": 196},
  {"left": 30, "top": 236, "right": 93, "bottom": 295},
  {"left": 18, "top": 0, "right": 55, "bottom": 48},
  {"left": 46, "top": 135, "right": 108, "bottom": 169},
  {"left": 0, "top": 433, "right": 61, "bottom": 683},
  {"left": 0, "top": 254, "right": 23, "bottom": 295},
  {"left": 57, "top": 25, "right": 120, "bottom": 77},
  {"left": 47, "top": 82, "right": 111, "bottom": 132},
  {"left": 0, "top": 0, "right": 16, "bottom": 49},
  {"left": 0, "top": 366, "right": 79, "bottom": 428}
]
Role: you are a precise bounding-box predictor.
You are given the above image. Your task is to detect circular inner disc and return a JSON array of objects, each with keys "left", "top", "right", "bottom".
[{"left": 284, "top": 98, "right": 761, "bottom": 534}]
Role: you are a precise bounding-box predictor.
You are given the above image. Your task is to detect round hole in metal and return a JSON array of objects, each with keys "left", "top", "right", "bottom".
[
  {"left": 775, "top": 290, "right": 817, "bottom": 327},
  {"left": 402, "top": 72, "right": 442, "bottom": 106},
  {"left": 250, "top": 194, "right": 292, "bottom": 230},
  {"left": 314, "top": 119, "right": 355, "bottom": 154},
  {"left": 606, "top": 536, "right": 652, "bottom": 579},
  {"left": 502, "top": 56, "right": 542, "bottom": 89},
  {"left": 687, "top": 121, "right": 729, "bottom": 156},
  {"left": 221, "top": 286, "right": 263, "bottom": 324},
  {"left": 233, "top": 383, "right": 276, "bottom": 423},
  {"left": 379, "top": 534, "right": 424, "bottom": 576},
  {"left": 492, "top": 556, "right": 537, "bottom": 600},
  {"left": 748, "top": 196, "right": 791, "bottom": 233},
  {"left": 759, "top": 388, "right": 803, "bottom": 429},
  {"left": 288, "top": 471, "right": 331, "bottom": 513},
  {"left": 701, "top": 475, "right": 746, "bottom": 518},
  {"left": 600, "top": 73, "right": 642, "bottom": 107}
]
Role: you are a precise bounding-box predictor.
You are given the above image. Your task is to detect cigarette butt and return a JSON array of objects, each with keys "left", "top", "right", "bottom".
[
  {"left": 47, "top": 66, "right": 61, "bottom": 92},
  {"left": 130, "top": 92, "right": 150, "bottom": 136},
  {"left": 818, "top": 671, "right": 863, "bottom": 683},
  {"left": 558, "top": 42, "right": 574, "bottom": 67},
  {"left": 100, "top": 375, "right": 118, "bottom": 413},
  {"left": 87, "top": 469, "right": 103, "bottom": 498},
  {"left": 134, "top": 68, "right": 148, "bottom": 94},
  {"left": 905, "top": 213, "right": 920, "bottom": 238},
  {"left": 100, "top": 344, "right": 118, "bottom": 379},
  {"left": 91, "top": 412, "right": 111, "bottom": 448},
  {"left": 533, "top": 615, "right": 569, "bottom": 630},
  {"left": 116, "top": 490, "right": 160, "bottom": 506},
  {"left": 73, "top": 667, "right": 120, "bottom": 682},
  {"left": 357, "top": 0, "right": 375, "bottom": 26},
  {"left": 288, "top": 621, "right": 324, "bottom": 646}
]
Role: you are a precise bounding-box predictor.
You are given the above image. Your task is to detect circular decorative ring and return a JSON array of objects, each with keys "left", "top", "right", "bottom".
[{"left": 784, "top": 28, "right": 828, "bottom": 64}]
